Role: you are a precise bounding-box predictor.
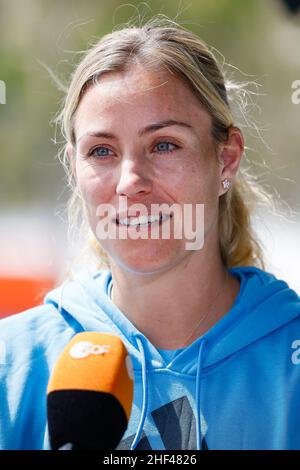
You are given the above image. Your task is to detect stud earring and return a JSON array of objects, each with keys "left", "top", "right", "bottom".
[{"left": 222, "top": 178, "right": 231, "bottom": 190}]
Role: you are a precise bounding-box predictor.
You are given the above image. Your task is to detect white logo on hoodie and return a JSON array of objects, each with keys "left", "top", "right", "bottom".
[{"left": 291, "top": 340, "right": 300, "bottom": 365}]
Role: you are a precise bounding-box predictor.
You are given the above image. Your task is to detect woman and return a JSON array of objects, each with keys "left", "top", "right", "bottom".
[{"left": 1, "top": 17, "right": 300, "bottom": 450}]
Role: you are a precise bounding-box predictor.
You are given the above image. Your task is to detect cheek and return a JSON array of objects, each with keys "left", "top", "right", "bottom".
[
  {"left": 75, "top": 161, "right": 114, "bottom": 206},
  {"left": 164, "top": 160, "right": 211, "bottom": 203},
  {"left": 187, "top": 156, "right": 220, "bottom": 200}
]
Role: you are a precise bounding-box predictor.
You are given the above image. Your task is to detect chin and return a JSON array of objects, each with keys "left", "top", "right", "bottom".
[{"left": 106, "top": 241, "right": 183, "bottom": 275}]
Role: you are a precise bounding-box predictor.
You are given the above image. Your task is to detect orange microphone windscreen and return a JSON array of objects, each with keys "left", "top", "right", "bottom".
[{"left": 47, "top": 332, "right": 134, "bottom": 450}]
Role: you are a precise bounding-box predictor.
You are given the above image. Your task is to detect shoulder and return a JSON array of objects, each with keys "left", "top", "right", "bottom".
[
  {"left": 0, "top": 304, "right": 75, "bottom": 374},
  {"left": 230, "top": 265, "right": 300, "bottom": 306},
  {"left": 0, "top": 268, "right": 113, "bottom": 373},
  {"left": 0, "top": 304, "right": 75, "bottom": 449}
]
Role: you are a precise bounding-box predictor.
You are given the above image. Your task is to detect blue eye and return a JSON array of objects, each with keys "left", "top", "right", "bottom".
[
  {"left": 87, "top": 142, "right": 179, "bottom": 158},
  {"left": 89, "top": 146, "right": 112, "bottom": 158},
  {"left": 154, "top": 142, "right": 179, "bottom": 154}
]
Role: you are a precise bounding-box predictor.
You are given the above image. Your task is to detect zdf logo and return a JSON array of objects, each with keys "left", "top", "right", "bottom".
[
  {"left": 291, "top": 340, "right": 300, "bottom": 365},
  {"left": 69, "top": 341, "right": 111, "bottom": 359}
]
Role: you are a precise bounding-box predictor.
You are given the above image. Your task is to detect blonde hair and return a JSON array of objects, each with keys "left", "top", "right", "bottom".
[{"left": 56, "top": 16, "right": 271, "bottom": 271}]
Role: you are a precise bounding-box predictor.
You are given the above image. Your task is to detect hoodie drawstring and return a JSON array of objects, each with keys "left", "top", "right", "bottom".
[
  {"left": 195, "top": 339, "right": 207, "bottom": 450},
  {"left": 130, "top": 336, "right": 149, "bottom": 450},
  {"left": 130, "top": 336, "right": 207, "bottom": 451}
]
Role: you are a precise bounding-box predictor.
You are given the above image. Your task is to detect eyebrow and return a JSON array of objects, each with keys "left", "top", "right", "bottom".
[{"left": 77, "top": 120, "right": 194, "bottom": 143}]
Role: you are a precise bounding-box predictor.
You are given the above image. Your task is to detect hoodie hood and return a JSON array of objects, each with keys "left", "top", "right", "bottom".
[{"left": 44, "top": 266, "right": 300, "bottom": 373}]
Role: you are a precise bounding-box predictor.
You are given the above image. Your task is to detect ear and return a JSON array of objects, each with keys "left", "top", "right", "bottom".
[
  {"left": 217, "top": 127, "right": 244, "bottom": 196},
  {"left": 67, "top": 143, "right": 77, "bottom": 181}
]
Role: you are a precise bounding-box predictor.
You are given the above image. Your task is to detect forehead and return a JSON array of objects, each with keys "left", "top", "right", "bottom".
[{"left": 74, "top": 66, "right": 212, "bottom": 137}]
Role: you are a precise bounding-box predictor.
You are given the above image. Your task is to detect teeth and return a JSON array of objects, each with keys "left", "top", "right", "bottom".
[
  {"left": 139, "top": 215, "right": 152, "bottom": 224},
  {"left": 118, "top": 214, "right": 170, "bottom": 226}
]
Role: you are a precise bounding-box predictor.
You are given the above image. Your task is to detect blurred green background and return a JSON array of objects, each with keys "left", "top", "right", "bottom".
[{"left": 0, "top": 0, "right": 299, "bottom": 293}]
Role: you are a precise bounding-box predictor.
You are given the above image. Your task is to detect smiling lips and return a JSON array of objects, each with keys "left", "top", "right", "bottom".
[{"left": 116, "top": 214, "right": 172, "bottom": 227}]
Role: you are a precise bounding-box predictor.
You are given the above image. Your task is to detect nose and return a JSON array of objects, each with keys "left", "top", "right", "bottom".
[{"left": 115, "top": 159, "right": 153, "bottom": 198}]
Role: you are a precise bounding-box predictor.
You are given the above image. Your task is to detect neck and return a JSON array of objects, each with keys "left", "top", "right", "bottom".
[{"left": 109, "top": 247, "right": 240, "bottom": 350}]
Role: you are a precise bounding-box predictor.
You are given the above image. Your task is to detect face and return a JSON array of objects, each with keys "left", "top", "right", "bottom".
[{"left": 70, "top": 65, "right": 234, "bottom": 275}]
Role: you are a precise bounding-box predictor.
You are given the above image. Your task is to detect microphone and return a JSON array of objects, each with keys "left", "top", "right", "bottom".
[{"left": 47, "top": 332, "right": 134, "bottom": 450}]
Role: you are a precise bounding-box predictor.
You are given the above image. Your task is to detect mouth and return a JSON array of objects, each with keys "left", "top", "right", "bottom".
[{"left": 115, "top": 213, "right": 172, "bottom": 229}]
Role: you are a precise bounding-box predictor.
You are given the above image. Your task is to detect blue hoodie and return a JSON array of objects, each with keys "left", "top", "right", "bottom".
[{"left": 0, "top": 266, "right": 300, "bottom": 450}]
